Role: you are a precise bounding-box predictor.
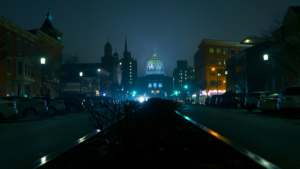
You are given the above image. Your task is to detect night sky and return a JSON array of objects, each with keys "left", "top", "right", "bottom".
[{"left": 1, "top": 0, "right": 300, "bottom": 76}]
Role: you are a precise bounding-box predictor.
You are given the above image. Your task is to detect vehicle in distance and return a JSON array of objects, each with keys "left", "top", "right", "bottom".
[
  {"left": 54, "top": 97, "right": 84, "bottom": 112},
  {"left": 245, "top": 91, "right": 274, "bottom": 112},
  {"left": 257, "top": 93, "right": 280, "bottom": 114},
  {"left": 277, "top": 86, "right": 300, "bottom": 116},
  {"left": 31, "top": 97, "right": 65, "bottom": 115}
]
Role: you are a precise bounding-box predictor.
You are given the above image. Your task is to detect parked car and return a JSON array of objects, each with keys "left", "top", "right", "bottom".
[
  {"left": 215, "top": 95, "right": 224, "bottom": 107},
  {"left": 54, "top": 97, "right": 84, "bottom": 112},
  {"left": 245, "top": 91, "right": 274, "bottom": 112},
  {"left": 257, "top": 93, "right": 280, "bottom": 114},
  {"left": 204, "top": 97, "right": 210, "bottom": 106},
  {"left": 209, "top": 95, "right": 218, "bottom": 106},
  {"left": 0, "top": 99, "right": 18, "bottom": 121},
  {"left": 31, "top": 97, "right": 65, "bottom": 115},
  {"left": 0, "top": 96, "right": 47, "bottom": 118},
  {"left": 89, "top": 96, "right": 114, "bottom": 108},
  {"left": 277, "top": 86, "right": 300, "bottom": 116},
  {"left": 223, "top": 93, "right": 247, "bottom": 109}
]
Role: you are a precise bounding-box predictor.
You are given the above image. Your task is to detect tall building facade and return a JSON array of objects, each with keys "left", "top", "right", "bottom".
[
  {"left": 0, "top": 7, "right": 64, "bottom": 97},
  {"left": 172, "top": 61, "right": 195, "bottom": 100},
  {"left": 119, "top": 38, "right": 137, "bottom": 96},
  {"left": 193, "top": 39, "right": 251, "bottom": 96},
  {"left": 100, "top": 41, "right": 122, "bottom": 98}
]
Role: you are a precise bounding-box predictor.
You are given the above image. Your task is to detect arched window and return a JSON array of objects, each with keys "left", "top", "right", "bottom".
[
  {"left": 148, "top": 83, "right": 152, "bottom": 89},
  {"left": 159, "top": 83, "right": 162, "bottom": 89},
  {"left": 153, "top": 83, "right": 157, "bottom": 88}
]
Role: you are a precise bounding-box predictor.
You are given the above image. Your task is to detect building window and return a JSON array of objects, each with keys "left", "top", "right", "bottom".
[
  {"left": 7, "top": 58, "right": 11, "bottom": 74},
  {"left": 185, "top": 71, "right": 187, "bottom": 73},
  {"left": 210, "top": 59, "right": 215, "bottom": 64},
  {"left": 6, "top": 82, "right": 11, "bottom": 96},
  {"left": 31, "top": 45, "right": 34, "bottom": 59},
  {"left": 130, "top": 79, "right": 132, "bottom": 81},
  {"left": 151, "top": 90, "right": 154, "bottom": 93},
  {"left": 210, "top": 80, "right": 216, "bottom": 87},
  {"left": 28, "top": 64, "right": 31, "bottom": 77},
  {"left": 153, "top": 83, "right": 157, "bottom": 88},
  {"left": 130, "top": 82, "right": 132, "bottom": 84},
  {"left": 7, "top": 34, "right": 11, "bottom": 50},
  {"left": 130, "top": 75, "right": 132, "bottom": 77},
  {"left": 223, "top": 49, "right": 228, "bottom": 55},
  {"left": 180, "top": 70, "right": 182, "bottom": 72},
  {"left": 209, "top": 48, "right": 214, "bottom": 54},
  {"left": 31, "top": 66, "right": 34, "bottom": 77},
  {"left": 25, "top": 63, "right": 27, "bottom": 76},
  {"left": 130, "top": 62, "right": 132, "bottom": 64},
  {"left": 37, "top": 81, "right": 39, "bottom": 91},
  {"left": 230, "top": 49, "right": 235, "bottom": 55},
  {"left": 18, "top": 62, "right": 23, "bottom": 75},
  {"left": 148, "top": 83, "right": 152, "bottom": 89},
  {"left": 44, "top": 46, "right": 47, "bottom": 55},
  {"left": 159, "top": 83, "right": 162, "bottom": 89},
  {"left": 130, "top": 72, "right": 132, "bottom": 74},
  {"left": 156, "top": 90, "right": 160, "bottom": 93},
  {"left": 17, "top": 39, "right": 21, "bottom": 54},
  {"left": 25, "top": 42, "right": 28, "bottom": 57},
  {"left": 185, "top": 74, "right": 187, "bottom": 76},
  {"left": 217, "top": 69, "right": 222, "bottom": 76},
  {"left": 210, "top": 70, "right": 215, "bottom": 76},
  {"left": 217, "top": 48, "right": 221, "bottom": 54},
  {"left": 193, "top": 69, "right": 195, "bottom": 72},
  {"left": 217, "top": 59, "right": 222, "bottom": 65},
  {"left": 224, "top": 60, "right": 226, "bottom": 65},
  {"left": 181, "top": 76, "right": 182, "bottom": 79},
  {"left": 130, "top": 69, "right": 132, "bottom": 71},
  {"left": 295, "top": 75, "right": 300, "bottom": 85},
  {"left": 282, "top": 76, "right": 288, "bottom": 89},
  {"left": 120, "top": 62, "right": 122, "bottom": 65},
  {"left": 130, "top": 65, "right": 131, "bottom": 67},
  {"left": 37, "top": 42, "right": 40, "bottom": 53},
  {"left": 53, "top": 50, "right": 56, "bottom": 58}
]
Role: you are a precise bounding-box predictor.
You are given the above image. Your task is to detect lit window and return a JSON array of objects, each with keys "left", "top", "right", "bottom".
[
  {"left": 217, "top": 48, "right": 221, "bottom": 54},
  {"left": 185, "top": 71, "right": 187, "bottom": 73},
  {"left": 130, "top": 62, "right": 132, "bottom": 64},
  {"left": 153, "top": 83, "right": 157, "bottom": 88},
  {"left": 180, "top": 70, "right": 182, "bottom": 72},
  {"left": 130, "top": 65, "right": 132, "bottom": 67},
  {"left": 217, "top": 59, "right": 222, "bottom": 65},
  {"left": 193, "top": 69, "right": 195, "bottom": 72},
  {"left": 223, "top": 49, "right": 228, "bottom": 54},
  {"left": 224, "top": 60, "right": 226, "bottom": 65},
  {"left": 151, "top": 90, "right": 154, "bottom": 93},
  {"left": 17, "top": 39, "right": 21, "bottom": 54},
  {"left": 181, "top": 83, "right": 182, "bottom": 86},
  {"left": 159, "top": 83, "right": 162, "bottom": 89},
  {"left": 130, "top": 69, "right": 132, "bottom": 71},
  {"left": 181, "top": 76, "right": 182, "bottom": 79},
  {"left": 185, "top": 74, "right": 187, "bottom": 76},
  {"left": 24, "top": 42, "right": 28, "bottom": 57},
  {"left": 130, "top": 82, "right": 132, "bottom": 84},
  {"left": 120, "top": 62, "right": 122, "bottom": 65},
  {"left": 130, "top": 75, "right": 132, "bottom": 77},
  {"left": 130, "top": 72, "right": 132, "bottom": 74},
  {"left": 209, "top": 48, "right": 214, "bottom": 54},
  {"left": 157, "top": 90, "right": 160, "bottom": 93},
  {"left": 148, "top": 83, "right": 152, "bottom": 89}
]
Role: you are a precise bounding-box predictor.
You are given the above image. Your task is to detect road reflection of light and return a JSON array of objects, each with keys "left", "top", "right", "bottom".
[
  {"left": 78, "top": 136, "right": 86, "bottom": 143},
  {"left": 41, "top": 156, "right": 46, "bottom": 165},
  {"left": 97, "top": 129, "right": 101, "bottom": 132}
]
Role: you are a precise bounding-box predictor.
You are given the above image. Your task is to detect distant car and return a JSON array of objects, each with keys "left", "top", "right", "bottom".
[
  {"left": 257, "top": 93, "right": 280, "bottom": 114},
  {"left": 209, "top": 95, "right": 218, "bottom": 106},
  {"left": 277, "top": 86, "right": 300, "bottom": 117},
  {"left": 31, "top": 97, "right": 65, "bottom": 115},
  {"left": 54, "top": 97, "right": 84, "bottom": 112},
  {"left": 223, "top": 93, "right": 247, "bottom": 109},
  {"left": 245, "top": 91, "right": 274, "bottom": 112},
  {"left": 1, "top": 96, "right": 47, "bottom": 118},
  {"left": 0, "top": 99, "right": 18, "bottom": 121}
]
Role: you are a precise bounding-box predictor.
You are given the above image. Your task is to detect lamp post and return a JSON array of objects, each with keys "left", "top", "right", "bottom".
[
  {"left": 97, "top": 69, "right": 100, "bottom": 96},
  {"left": 212, "top": 68, "right": 218, "bottom": 95},
  {"left": 184, "top": 85, "right": 188, "bottom": 103},
  {"left": 41, "top": 58, "right": 46, "bottom": 96},
  {"left": 79, "top": 72, "right": 83, "bottom": 94},
  {"left": 263, "top": 54, "right": 269, "bottom": 91}
]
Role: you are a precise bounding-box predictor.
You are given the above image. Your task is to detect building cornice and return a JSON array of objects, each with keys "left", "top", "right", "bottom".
[
  {"left": 36, "top": 30, "right": 64, "bottom": 49},
  {"left": 199, "top": 39, "right": 254, "bottom": 48},
  {"left": 0, "top": 16, "right": 38, "bottom": 42}
]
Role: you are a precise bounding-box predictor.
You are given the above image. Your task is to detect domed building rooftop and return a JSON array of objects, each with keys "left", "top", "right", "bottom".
[
  {"left": 105, "top": 42, "right": 112, "bottom": 49},
  {"left": 145, "top": 50, "right": 165, "bottom": 75}
]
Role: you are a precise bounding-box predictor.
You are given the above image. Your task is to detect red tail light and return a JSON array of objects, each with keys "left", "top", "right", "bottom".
[
  {"left": 39, "top": 102, "right": 46, "bottom": 106},
  {"left": 58, "top": 102, "right": 64, "bottom": 105},
  {"left": 7, "top": 103, "right": 14, "bottom": 107},
  {"left": 271, "top": 100, "right": 278, "bottom": 103}
]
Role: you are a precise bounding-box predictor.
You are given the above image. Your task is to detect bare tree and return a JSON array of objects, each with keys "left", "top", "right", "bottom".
[
  {"left": 44, "top": 53, "right": 80, "bottom": 95},
  {"left": 261, "top": 10, "right": 300, "bottom": 79},
  {"left": 232, "top": 56, "right": 247, "bottom": 93},
  {"left": 198, "top": 80, "right": 210, "bottom": 97}
]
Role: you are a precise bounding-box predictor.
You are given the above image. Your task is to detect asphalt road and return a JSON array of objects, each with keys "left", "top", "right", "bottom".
[
  {"left": 0, "top": 110, "right": 97, "bottom": 169},
  {"left": 181, "top": 105, "right": 300, "bottom": 169}
]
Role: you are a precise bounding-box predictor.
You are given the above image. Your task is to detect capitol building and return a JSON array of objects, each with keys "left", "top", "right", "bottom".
[{"left": 137, "top": 50, "right": 172, "bottom": 98}]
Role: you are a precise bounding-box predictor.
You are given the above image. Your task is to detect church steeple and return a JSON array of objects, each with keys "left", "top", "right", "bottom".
[
  {"left": 41, "top": 6, "right": 55, "bottom": 29},
  {"left": 46, "top": 6, "right": 53, "bottom": 22},
  {"left": 124, "top": 37, "right": 128, "bottom": 53}
]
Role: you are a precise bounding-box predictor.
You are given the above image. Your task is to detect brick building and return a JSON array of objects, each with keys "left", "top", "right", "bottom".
[
  {"left": 193, "top": 39, "right": 251, "bottom": 96},
  {"left": 0, "top": 8, "right": 64, "bottom": 97}
]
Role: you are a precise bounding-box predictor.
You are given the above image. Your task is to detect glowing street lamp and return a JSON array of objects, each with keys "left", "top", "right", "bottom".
[
  {"left": 212, "top": 68, "right": 218, "bottom": 95},
  {"left": 79, "top": 72, "right": 83, "bottom": 94},
  {"left": 41, "top": 57, "right": 46, "bottom": 96},
  {"left": 263, "top": 54, "right": 269, "bottom": 90},
  {"left": 97, "top": 69, "right": 101, "bottom": 96}
]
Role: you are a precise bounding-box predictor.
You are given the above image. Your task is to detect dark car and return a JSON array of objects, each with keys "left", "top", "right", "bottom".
[
  {"left": 54, "top": 97, "right": 84, "bottom": 112},
  {"left": 223, "top": 93, "right": 247, "bottom": 109},
  {"left": 209, "top": 95, "right": 218, "bottom": 106},
  {"left": 215, "top": 95, "right": 224, "bottom": 107},
  {"left": 204, "top": 97, "right": 210, "bottom": 106}
]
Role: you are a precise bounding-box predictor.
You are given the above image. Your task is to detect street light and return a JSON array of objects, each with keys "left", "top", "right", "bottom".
[
  {"left": 184, "top": 85, "right": 188, "bottom": 103},
  {"left": 212, "top": 68, "right": 218, "bottom": 95},
  {"left": 97, "top": 69, "right": 101, "bottom": 96},
  {"left": 263, "top": 54, "right": 269, "bottom": 91},
  {"left": 79, "top": 72, "right": 83, "bottom": 94},
  {"left": 41, "top": 58, "right": 46, "bottom": 96}
]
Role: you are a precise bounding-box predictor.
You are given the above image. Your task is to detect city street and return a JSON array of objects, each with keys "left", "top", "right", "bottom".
[
  {"left": 0, "top": 110, "right": 96, "bottom": 169},
  {"left": 181, "top": 105, "right": 300, "bottom": 169}
]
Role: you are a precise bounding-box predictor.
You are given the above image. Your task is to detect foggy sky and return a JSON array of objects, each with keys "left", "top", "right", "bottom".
[{"left": 1, "top": 0, "right": 300, "bottom": 76}]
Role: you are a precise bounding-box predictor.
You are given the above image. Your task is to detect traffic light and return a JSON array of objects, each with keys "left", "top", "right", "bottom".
[
  {"left": 174, "top": 91, "right": 178, "bottom": 95},
  {"left": 184, "top": 85, "right": 188, "bottom": 89}
]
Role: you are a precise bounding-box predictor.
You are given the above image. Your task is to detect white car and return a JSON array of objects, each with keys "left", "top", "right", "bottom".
[
  {"left": 277, "top": 86, "right": 300, "bottom": 117},
  {"left": 1, "top": 96, "right": 47, "bottom": 118},
  {"left": 31, "top": 97, "right": 65, "bottom": 114},
  {"left": 245, "top": 91, "right": 274, "bottom": 112},
  {"left": 0, "top": 99, "right": 18, "bottom": 121},
  {"left": 257, "top": 93, "right": 280, "bottom": 114}
]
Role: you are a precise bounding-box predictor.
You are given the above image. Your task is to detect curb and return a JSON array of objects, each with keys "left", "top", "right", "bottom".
[
  {"left": 175, "top": 111, "right": 281, "bottom": 169},
  {"left": 31, "top": 129, "right": 101, "bottom": 169}
]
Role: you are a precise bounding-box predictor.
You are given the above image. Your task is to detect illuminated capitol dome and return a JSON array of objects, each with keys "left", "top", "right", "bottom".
[{"left": 145, "top": 49, "right": 165, "bottom": 75}]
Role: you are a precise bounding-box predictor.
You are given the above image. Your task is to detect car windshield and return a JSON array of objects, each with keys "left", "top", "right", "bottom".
[
  {"left": 282, "top": 87, "right": 300, "bottom": 95},
  {"left": 266, "top": 93, "right": 280, "bottom": 98}
]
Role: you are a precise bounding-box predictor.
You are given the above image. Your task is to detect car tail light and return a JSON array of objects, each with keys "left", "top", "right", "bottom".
[
  {"left": 39, "top": 102, "right": 46, "bottom": 106},
  {"left": 58, "top": 102, "right": 64, "bottom": 105},
  {"left": 271, "top": 100, "right": 278, "bottom": 103},
  {"left": 7, "top": 103, "right": 14, "bottom": 107}
]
